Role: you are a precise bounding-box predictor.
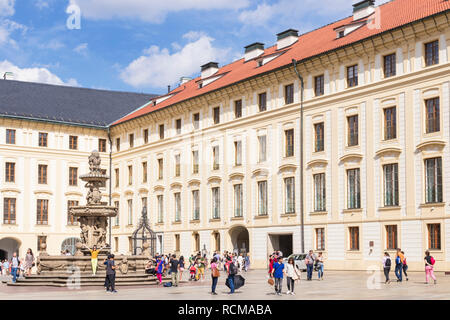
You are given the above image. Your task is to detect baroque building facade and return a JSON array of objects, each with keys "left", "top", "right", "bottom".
[{"left": 1, "top": 0, "right": 450, "bottom": 271}]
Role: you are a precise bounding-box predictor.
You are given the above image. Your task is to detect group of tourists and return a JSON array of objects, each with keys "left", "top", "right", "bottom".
[
  {"left": 382, "top": 249, "right": 437, "bottom": 285},
  {"left": 0, "top": 249, "right": 35, "bottom": 283}
]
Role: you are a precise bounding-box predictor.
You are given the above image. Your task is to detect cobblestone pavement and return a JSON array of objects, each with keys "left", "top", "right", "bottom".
[{"left": 0, "top": 270, "right": 448, "bottom": 300}]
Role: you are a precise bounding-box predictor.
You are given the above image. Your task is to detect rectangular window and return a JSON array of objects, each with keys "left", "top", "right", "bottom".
[
  {"left": 175, "top": 154, "right": 181, "bottom": 177},
  {"left": 127, "top": 199, "right": 133, "bottom": 225},
  {"left": 212, "top": 146, "right": 219, "bottom": 170},
  {"left": 386, "top": 225, "right": 398, "bottom": 250},
  {"left": 349, "top": 227, "right": 359, "bottom": 251},
  {"left": 258, "top": 181, "right": 268, "bottom": 216},
  {"left": 314, "top": 75, "right": 324, "bottom": 96},
  {"left": 285, "top": 177, "right": 295, "bottom": 214},
  {"left": 116, "top": 138, "right": 120, "bottom": 152},
  {"left": 284, "top": 84, "right": 294, "bottom": 105},
  {"left": 192, "top": 190, "right": 200, "bottom": 220},
  {"left": 69, "top": 167, "right": 78, "bottom": 186},
  {"left": 425, "top": 97, "right": 440, "bottom": 133},
  {"left": 67, "top": 200, "right": 79, "bottom": 225},
  {"left": 192, "top": 150, "right": 199, "bottom": 174},
  {"left": 316, "top": 228, "right": 325, "bottom": 251},
  {"left": 6, "top": 129, "right": 15, "bottom": 144},
  {"left": 143, "top": 129, "right": 149, "bottom": 144},
  {"left": 212, "top": 187, "right": 220, "bottom": 219},
  {"left": 347, "top": 168, "right": 361, "bottom": 209},
  {"left": 347, "top": 115, "right": 359, "bottom": 147},
  {"left": 384, "top": 107, "right": 397, "bottom": 140},
  {"left": 129, "top": 134, "right": 134, "bottom": 148},
  {"left": 314, "top": 173, "right": 326, "bottom": 212},
  {"left": 234, "top": 100, "right": 242, "bottom": 119},
  {"left": 234, "top": 184, "right": 243, "bottom": 217},
  {"left": 128, "top": 165, "right": 133, "bottom": 185},
  {"left": 347, "top": 65, "right": 358, "bottom": 88},
  {"left": 428, "top": 224, "right": 441, "bottom": 250},
  {"left": 314, "top": 122, "right": 324, "bottom": 152},
  {"left": 213, "top": 107, "right": 220, "bottom": 124},
  {"left": 176, "top": 119, "right": 182, "bottom": 135},
  {"left": 383, "top": 53, "right": 396, "bottom": 78},
  {"left": 285, "top": 129, "right": 294, "bottom": 157},
  {"left": 158, "top": 159, "right": 163, "bottom": 180},
  {"left": 115, "top": 168, "right": 119, "bottom": 188},
  {"left": 37, "top": 236, "right": 46, "bottom": 252},
  {"left": 174, "top": 192, "right": 181, "bottom": 222},
  {"left": 5, "top": 162, "right": 15, "bottom": 183},
  {"left": 234, "top": 141, "right": 242, "bottom": 166},
  {"left": 258, "top": 92, "right": 267, "bottom": 112},
  {"left": 39, "top": 132, "right": 48, "bottom": 147},
  {"left": 425, "top": 157, "right": 443, "bottom": 203},
  {"left": 98, "top": 138, "right": 107, "bottom": 152},
  {"left": 38, "top": 164, "right": 48, "bottom": 184},
  {"left": 142, "top": 162, "right": 148, "bottom": 183},
  {"left": 175, "top": 234, "right": 180, "bottom": 252},
  {"left": 383, "top": 164, "right": 399, "bottom": 206},
  {"left": 258, "top": 135, "right": 267, "bottom": 163},
  {"left": 3, "top": 198, "right": 16, "bottom": 224},
  {"left": 425, "top": 40, "right": 439, "bottom": 67},
  {"left": 114, "top": 237, "right": 119, "bottom": 252},
  {"left": 193, "top": 113, "right": 200, "bottom": 130},
  {"left": 159, "top": 124, "right": 165, "bottom": 139},
  {"left": 114, "top": 201, "right": 120, "bottom": 226},
  {"left": 36, "top": 199, "right": 48, "bottom": 225},
  {"left": 69, "top": 136, "right": 78, "bottom": 150},
  {"left": 141, "top": 197, "right": 147, "bottom": 210}
]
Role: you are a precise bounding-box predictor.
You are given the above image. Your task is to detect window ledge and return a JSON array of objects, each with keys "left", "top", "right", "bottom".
[
  {"left": 112, "top": 226, "right": 120, "bottom": 229},
  {"left": 172, "top": 221, "right": 182, "bottom": 225},
  {"left": 420, "top": 202, "right": 445, "bottom": 208},
  {"left": 35, "top": 224, "right": 50, "bottom": 227},
  {"left": 310, "top": 211, "right": 327, "bottom": 216},
  {"left": 231, "top": 216, "right": 244, "bottom": 221},
  {"left": 281, "top": 213, "right": 296, "bottom": 217},
  {"left": 190, "top": 219, "right": 200, "bottom": 224},
  {"left": 343, "top": 208, "right": 363, "bottom": 214},
  {"left": 378, "top": 206, "right": 401, "bottom": 211},
  {"left": 126, "top": 224, "right": 134, "bottom": 227},
  {"left": 254, "top": 215, "right": 269, "bottom": 219},
  {"left": 155, "top": 222, "right": 164, "bottom": 226},
  {"left": 2, "top": 223, "right": 18, "bottom": 226},
  {"left": 209, "top": 218, "right": 221, "bottom": 223}
]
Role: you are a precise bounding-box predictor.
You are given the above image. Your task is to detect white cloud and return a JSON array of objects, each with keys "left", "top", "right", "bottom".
[
  {"left": 70, "top": 0, "right": 249, "bottom": 23},
  {"left": 35, "top": 0, "right": 49, "bottom": 9},
  {"left": 0, "top": 0, "right": 15, "bottom": 17},
  {"left": 0, "top": 60, "right": 79, "bottom": 86},
  {"left": 74, "top": 42, "right": 88, "bottom": 55},
  {"left": 40, "top": 39, "right": 65, "bottom": 50},
  {"left": 120, "top": 33, "right": 231, "bottom": 89}
]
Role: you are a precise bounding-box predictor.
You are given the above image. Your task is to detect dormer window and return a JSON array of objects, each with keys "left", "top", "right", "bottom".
[{"left": 338, "top": 31, "right": 345, "bottom": 38}]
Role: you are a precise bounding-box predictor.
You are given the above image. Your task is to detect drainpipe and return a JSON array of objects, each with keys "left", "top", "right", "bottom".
[
  {"left": 107, "top": 127, "right": 113, "bottom": 249},
  {"left": 292, "top": 59, "right": 305, "bottom": 253}
]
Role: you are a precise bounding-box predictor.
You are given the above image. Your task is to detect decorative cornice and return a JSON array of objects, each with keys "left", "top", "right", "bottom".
[
  {"left": 228, "top": 172, "right": 244, "bottom": 181},
  {"left": 416, "top": 140, "right": 446, "bottom": 152},
  {"left": 170, "top": 182, "right": 182, "bottom": 190},
  {"left": 187, "top": 178, "right": 201, "bottom": 187},
  {"left": 64, "top": 191, "right": 83, "bottom": 197},
  {"left": 138, "top": 187, "right": 149, "bottom": 194},
  {"left": 375, "top": 147, "right": 402, "bottom": 158},
  {"left": 306, "top": 159, "right": 328, "bottom": 168},
  {"left": 252, "top": 168, "right": 269, "bottom": 178},
  {"left": 0, "top": 188, "right": 21, "bottom": 194},
  {"left": 278, "top": 164, "right": 298, "bottom": 172},
  {"left": 339, "top": 153, "right": 363, "bottom": 163},
  {"left": 34, "top": 190, "right": 53, "bottom": 196},
  {"left": 207, "top": 176, "right": 222, "bottom": 184}
]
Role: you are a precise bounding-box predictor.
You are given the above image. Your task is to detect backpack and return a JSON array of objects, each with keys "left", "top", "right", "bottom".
[
  {"left": 163, "top": 282, "right": 173, "bottom": 287},
  {"left": 430, "top": 257, "right": 435, "bottom": 265},
  {"left": 229, "top": 262, "right": 237, "bottom": 275},
  {"left": 385, "top": 258, "right": 391, "bottom": 267}
]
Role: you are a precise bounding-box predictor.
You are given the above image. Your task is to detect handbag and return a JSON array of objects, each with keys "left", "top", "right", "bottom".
[
  {"left": 212, "top": 267, "right": 220, "bottom": 278},
  {"left": 267, "top": 278, "right": 274, "bottom": 286}
]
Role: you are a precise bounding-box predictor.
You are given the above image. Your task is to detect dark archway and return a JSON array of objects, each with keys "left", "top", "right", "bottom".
[
  {"left": 0, "top": 237, "right": 21, "bottom": 260},
  {"left": 229, "top": 226, "right": 249, "bottom": 255}
]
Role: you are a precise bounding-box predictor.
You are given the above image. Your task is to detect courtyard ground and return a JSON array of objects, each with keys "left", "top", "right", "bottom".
[{"left": 0, "top": 269, "right": 448, "bottom": 300}]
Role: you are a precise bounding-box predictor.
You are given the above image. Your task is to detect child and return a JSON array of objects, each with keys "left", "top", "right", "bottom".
[
  {"left": 104, "top": 254, "right": 117, "bottom": 293},
  {"left": 156, "top": 257, "right": 164, "bottom": 285},
  {"left": 189, "top": 263, "right": 197, "bottom": 281}
]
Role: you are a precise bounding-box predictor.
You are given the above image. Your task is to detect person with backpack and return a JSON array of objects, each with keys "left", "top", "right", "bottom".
[
  {"left": 169, "top": 254, "right": 180, "bottom": 287},
  {"left": 316, "top": 252, "right": 324, "bottom": 280},
  {"left": 178, "top": 256, "right": 185, "bottom": 282},
  {"left": 382, "top": 252, "right": 391, "bottom": 284},
  {"left": 394, "top": 249, "right": 404, "bottom": 282},
  {"left": 401, "top": 251, "right": 409, "bottom": 281},
  {"left": 424, "top": 250, "right": 437, "bottom": 285},
  {"left": 210, "top": 257, "right": 220, "bottom": 295},
  {"left": 155, "top": 256, "right": 165, "bottom": 285},
  {"left": 10, "top": 252, "right": 20, "bottom": 283},
  {"left": 271, "top": 256, "right": 285, "bottom": 296},
  {"left": 305, "top": 250, "right": 316, "bottom": 281},
  {"left": 103, "top": 254, "right": 117, "bottom": 293},
  {"left": 226, "top": 258, "right": 237, "bottom": 294}
]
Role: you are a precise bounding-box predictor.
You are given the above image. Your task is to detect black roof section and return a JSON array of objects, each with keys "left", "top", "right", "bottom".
[{"left": 0, "top": 80, "right": 158, "bottom": 128}]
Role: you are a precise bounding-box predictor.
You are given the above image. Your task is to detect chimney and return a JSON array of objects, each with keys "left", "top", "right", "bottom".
[
  {"left": 244, "top": 42, "right": 264, "bottom": 62},
  {"left": 201, "top": 62, "right": 219, "bottom": 79},
  {"left": 276, "top": 29, "right": 299, "bottom": 50},
  {"left": 352, "top": 0, "right": 375, "bottom": 21},
  {"left": 180, "top": 77, "right": 192, "bottom": 85}
]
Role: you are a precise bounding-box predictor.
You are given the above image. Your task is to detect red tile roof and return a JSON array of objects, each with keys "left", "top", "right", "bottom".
[{"left": 113, "top": 0, "right": 450, "bottom": 126}]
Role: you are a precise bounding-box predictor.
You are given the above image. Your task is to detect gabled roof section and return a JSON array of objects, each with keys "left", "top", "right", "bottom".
[
  {"left": 112, "top": 0, "right": 450, "bottom": 126},
  {"left": 0, "top": 80, "right": 157, "bottom": 128}
]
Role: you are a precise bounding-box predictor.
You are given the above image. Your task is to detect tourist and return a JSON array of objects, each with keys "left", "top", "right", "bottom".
[
  {"left": 179, "top": 256, "right": 185, "bottom": 282},
  {"left": 284, "top": 257, "right": 300, "bottom": 295},
  {"left": 316, "top": 252, "right": 324, "bottom": 280},
  {"left": 226, "top": 257, "right": 237, "bottom": 294},
  {"left": 244, "top": 254, "right": 250, "bottom": 272},
  {"left": 145, "top": 259, "right": 155, "bottom": 275},
  {"left": 24, "top": 248, "right": 34, "bottom": 276},
  {"left": 104, "top": 254, "right": 117, "bottom": 293},
  {"left": 10, "top": 252, "right": 20, "bottom": 283},
  {"left": 401, "top": 251, "right": 409, "bottom": 281},
  {"left": 198, "top": 256, "right": 206, "bottom": 281},
  {"left": 395, "top": 249, "right": 404, "bottom": 282},
  {"left": 237, "top": 253, "right": 244, "bottom": 272},
  {"left": 155, "top": 256, "right": 165, "bottom": 285},
  {"left": 305, "top": 250, "right": 316, "bottom": 281},
  {"left": 19, "top": 258, "right": 26, "bottom": 278},
  {"left": 424, "top": 250, "right": 437, "bottom": 285},
  {"left": 189, "top": 262, "right": 197, "bottom": 281},
  {"left": 268, "top": 254, "right": 275, "bottom": 278},
  {"left": 84, "top": 244, "right": 103, "bottom": 276},
  {"left": 382, "top": 252, "right": 391, "bottom": 284},
  {"left": 271, "top": 256, "right": 284, "bottom": 296},
  {"left": 2, "top": 259, "right": 9, "bottom": 276},
  {"left": 169, "top": 254, "right": 180, "bottom": 287},
  {"left": 210, "top": 257, "right": 220, "bottom": 295}
]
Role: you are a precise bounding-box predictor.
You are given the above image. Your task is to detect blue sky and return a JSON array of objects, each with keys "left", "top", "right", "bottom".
[{"left": 0, "top": 0, "right": 385, "bottom": 95}]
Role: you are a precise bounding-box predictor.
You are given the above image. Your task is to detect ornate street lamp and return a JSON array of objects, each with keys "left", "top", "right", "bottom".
[{"left": 131, "top": 206, "right": 156, "bottom": 256}]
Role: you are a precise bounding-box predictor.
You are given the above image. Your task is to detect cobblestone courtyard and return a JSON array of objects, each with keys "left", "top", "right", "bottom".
[{"left": 0, "top": 269, "right": 448, "bottom": 300}]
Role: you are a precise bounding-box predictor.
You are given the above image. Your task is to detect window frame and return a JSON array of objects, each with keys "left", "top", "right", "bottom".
[
  {"left": 38, "top": 164, "right": 48, "bottom": 185},
  {"left": 347, "top": 64, "right": 358, "bottom": 88},
  {"left": 68, "top": 167, "right": 78, "bottom": 186},
  {"left": 314, "top": 122, "right": 324, "bottom": 152},
  {"left": 284, "top": 84, "right": 294, "bottom": 105},
  {"left": 39, "top": 132, "right": 48, "bottom": 147},
  {"left": 383, "top": 53, "right": 396, "bottom": 78},
  {"left": 6, "top": 129, "right": 16, "bottom": 144},
  {"left": 258, "top": 92, "right": 267, "bottom": 112},
  {"left": 347, "top": 115, "right": 359, "bottom": 147},
  {"left": 347, "top": 168, "right": 361, "bottom": 209},
  {"left": 383, "top": 163, "right": 399, "bottom": 207},
  {"left": 5, "top": 162, "right": 15, "bottom": 183},
  {"left": 314, "top": 74, "right": 325, "bottom": 96},
  {"left": 349, "top": 226, "right": 360, "bottom": 251},
  {"left": 425, "top": 40, "right": 439, "bottom": 67},
  {"left": 69, "top": 135, "right": 78, "bottom": 150},
  {"left": 313, "top": 173, "right": 326, "bottom": 212},
  {"left": 425, "top": 97, "right": 440, "bottom": 134},
  {"left": 425, "top": 157, "right": 443, "bottom": 204},
  {"left": 3, "top": 198, "right": 16, "bottom": 225}
]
